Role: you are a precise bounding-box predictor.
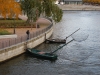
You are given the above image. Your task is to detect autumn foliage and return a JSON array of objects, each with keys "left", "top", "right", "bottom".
[
  {"left": 0, "top": 0, "right": 21, "bottom": 19},
  {"left": 83, "top": 0, "right": 100, "bottom": 4}
]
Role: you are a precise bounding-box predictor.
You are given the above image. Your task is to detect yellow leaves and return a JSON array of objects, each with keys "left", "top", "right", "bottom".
[
  {"left": 0, "top": 0, "right": 22, "bottom": 19},
  {"left": 83, "top": 0, "right": 100, "bottom": 3}
]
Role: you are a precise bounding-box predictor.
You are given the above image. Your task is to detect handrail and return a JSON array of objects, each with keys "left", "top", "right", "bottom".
[{"left": 0, "top": 17, "right": 53, "bottom": 50}]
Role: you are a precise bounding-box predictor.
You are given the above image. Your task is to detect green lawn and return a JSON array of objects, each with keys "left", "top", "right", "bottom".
[
  {"left": 0, "top": 20, "right": 28, "bottom": 28},
  {"left": 0, "top": 29, "right": 11, "bottom": 35},
  {"left": 0, "top": 20, "right": 25, "bottom": 23}
]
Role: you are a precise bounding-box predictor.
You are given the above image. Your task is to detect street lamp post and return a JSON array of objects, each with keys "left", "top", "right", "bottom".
[{"left": 13, "top": 19, "right": 16, "bottom": 34}]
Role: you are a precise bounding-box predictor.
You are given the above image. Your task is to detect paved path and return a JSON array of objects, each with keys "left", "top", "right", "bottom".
[
  {"left": 0, "top": 18, "right": 51, "bottom": 42},
  {"left": 58, "top": 4, "right": 100, "bottom": 10}
]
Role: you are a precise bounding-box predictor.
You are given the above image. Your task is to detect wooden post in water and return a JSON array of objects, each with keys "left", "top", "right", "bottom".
[{"left": 44, "top": 33, "right": 46, "bottom": 43}]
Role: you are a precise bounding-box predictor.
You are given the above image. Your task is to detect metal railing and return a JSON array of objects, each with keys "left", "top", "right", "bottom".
[{"left": 0, "top": 19, "right": 53, "bottom": 50}]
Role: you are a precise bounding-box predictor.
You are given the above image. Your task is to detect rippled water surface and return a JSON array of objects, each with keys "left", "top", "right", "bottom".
[{"left": 0, "top": 11, "right": 100, "bottom": 75}]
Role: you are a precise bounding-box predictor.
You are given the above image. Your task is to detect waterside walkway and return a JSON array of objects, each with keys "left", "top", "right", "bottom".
[
  {"left": 0, "top": 18, "right": 52, "bottom": 49},
  {"left": 58, "top": 4, "right": 100, "bottom": 11},
  {"left": 0, "top": 17, "right": 53, "bottom": 63}
]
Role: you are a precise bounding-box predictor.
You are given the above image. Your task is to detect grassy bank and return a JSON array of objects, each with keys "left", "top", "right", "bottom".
[
  {"left": 0, "top": 29, "right": 12, "bottom": 35},
  {"left": 0, "top": 20, "right": 33, "bottom": 28}
]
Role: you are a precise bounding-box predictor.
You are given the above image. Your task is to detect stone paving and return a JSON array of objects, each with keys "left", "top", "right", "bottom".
[
  {"left": 0, "top": 18, "right": 51, "bottom": 42},
  {"left": 58, "top": 4, "right": 100, "bottom": 10}
]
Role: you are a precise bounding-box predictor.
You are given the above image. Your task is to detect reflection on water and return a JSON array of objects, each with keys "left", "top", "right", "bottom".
[{"left": 0, "top": 11, "right": 100, "bottom": 75}]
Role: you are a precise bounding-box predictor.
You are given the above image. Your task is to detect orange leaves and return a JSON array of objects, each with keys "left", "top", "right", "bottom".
[
  {"left": 83, "top": 0, "right": 100, "bottom": 3},
  {"left": 0, "top": 0, "right": 22, "bottom": 19}
]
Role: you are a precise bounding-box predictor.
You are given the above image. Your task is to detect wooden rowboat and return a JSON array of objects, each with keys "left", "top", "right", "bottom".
[
  {"left": 26, "top": 48, "right": 58, "bottom": 60},
  {"left": 45, "top": 39, "right": 66, "bottom": 43},
  {"left": 45, "top": 28, "right": 80, "bottom": 44}
]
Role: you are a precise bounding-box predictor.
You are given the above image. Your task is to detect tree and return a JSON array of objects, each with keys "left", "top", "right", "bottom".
[
  {"left": 0, "top": 0, "right": 21, "bottom": 19},
  {"left": 83, "top": 0, "right": 100, "bottom": 4},
  {"left": 0, "top": 0, "right": 22, "bottom": 34},
  {"left": 20, "top": 0, "right": 63, "bottom": 23},
  {"left": 20, "top": 0, "right": 39, "bottom": 23}
]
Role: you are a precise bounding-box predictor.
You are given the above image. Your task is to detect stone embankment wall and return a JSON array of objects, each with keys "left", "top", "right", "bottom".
[
  {"left": 58, "top": 5, "right": 100, "bottom": 11},
  {"left": 0, "top": 20, "right": 53, "bottom": 63}
]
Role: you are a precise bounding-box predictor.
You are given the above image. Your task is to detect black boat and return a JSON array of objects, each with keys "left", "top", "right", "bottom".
[
  {"left": 46, "top": 39, "right": 66, "bottom": 43},
  {"left": 26, "top": 48, "right": 58, "bottom": 60},
  {"left": 45, "top": 28, "right": 80, "bottom": 44}
]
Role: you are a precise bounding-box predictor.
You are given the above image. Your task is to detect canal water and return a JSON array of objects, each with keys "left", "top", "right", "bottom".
[{"left": 0, "top": 11, "right": 100, "bottom": 75}]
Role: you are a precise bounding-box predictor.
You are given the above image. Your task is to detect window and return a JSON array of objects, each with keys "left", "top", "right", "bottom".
[{"left": 15, "top": 0, "right": 20, "bottom": 2}]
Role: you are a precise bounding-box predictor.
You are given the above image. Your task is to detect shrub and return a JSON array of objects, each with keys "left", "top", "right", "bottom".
[{"left": 0, "top": 29, "right": 11, "bottom": 35}]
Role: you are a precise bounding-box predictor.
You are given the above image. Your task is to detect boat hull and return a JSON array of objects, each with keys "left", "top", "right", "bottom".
[
  {"left": 46, "top": 39, "right": 66, "bottom": 43},
  {"left": 26, "top": 48, "right": 57, "bottom": 60}
]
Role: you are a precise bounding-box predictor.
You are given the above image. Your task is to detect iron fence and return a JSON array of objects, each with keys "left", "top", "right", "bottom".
[{"left": 0, "top": 22, "right": 53, "bottom": 50}]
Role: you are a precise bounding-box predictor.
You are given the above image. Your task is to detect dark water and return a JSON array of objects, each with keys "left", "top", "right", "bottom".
[{"left": 0, "top": 11, "right": 100, "bottom": 75}]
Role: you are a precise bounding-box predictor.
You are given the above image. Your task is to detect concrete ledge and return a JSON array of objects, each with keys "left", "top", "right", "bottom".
[
  {"left": 0, "top": 25, "right": 53, "bottom": 63},
  {"left": 0, "top": 34, "right": 17, "bottom": 39}
]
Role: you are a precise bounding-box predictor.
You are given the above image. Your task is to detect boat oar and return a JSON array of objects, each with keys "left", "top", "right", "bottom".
[
  {"left": 65, "top": 28, "right": 80, "bottom": 39},
  {"left": 50, "top": 39, "right": 74, "bottom": 54}
]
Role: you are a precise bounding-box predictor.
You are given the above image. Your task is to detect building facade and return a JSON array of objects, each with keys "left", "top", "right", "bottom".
[
  {"left": 15, "top": 0, "right": 20, "bottom": 2},
  {"left": 60, "top": 0, "right": 83, "bottom": 4}
]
